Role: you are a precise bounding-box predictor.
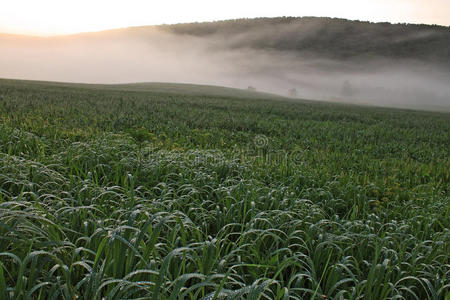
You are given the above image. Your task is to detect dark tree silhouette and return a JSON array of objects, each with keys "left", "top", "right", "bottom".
[
  {"left": 288, "top": 88, "right": 298, "bottom": 98},
  {"left": 341, "top": 80, "right": 355, "bottom": 99}
]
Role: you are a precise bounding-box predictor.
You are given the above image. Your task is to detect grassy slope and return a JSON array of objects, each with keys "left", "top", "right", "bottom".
[
  {"left": 0, "top": 78, "right": 281, "bottom": 99},
  {"left": 0, "top": 78, "right": 449, "bottom": 299}
]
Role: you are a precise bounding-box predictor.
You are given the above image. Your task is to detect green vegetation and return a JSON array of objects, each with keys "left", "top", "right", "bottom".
[
  {"left": 163, "top": 17, "right": 450, "bottom": 63},
  {"left": 0, "top": 78, "right": 448, "bottom": 299}
]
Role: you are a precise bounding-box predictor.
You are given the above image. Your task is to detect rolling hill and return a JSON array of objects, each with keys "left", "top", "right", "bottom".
[{"left": 1, "top": 17, "right": 449, "bottom": 109}]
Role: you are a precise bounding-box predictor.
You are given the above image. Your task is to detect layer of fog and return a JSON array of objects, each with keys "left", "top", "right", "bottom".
[{"left": 1, "top": 27, "right": 449, "bottom": 110}]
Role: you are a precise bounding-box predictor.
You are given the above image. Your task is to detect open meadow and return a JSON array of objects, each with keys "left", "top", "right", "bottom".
[{"left": 0, "top": 78, "right": 448, "bottom": 299}]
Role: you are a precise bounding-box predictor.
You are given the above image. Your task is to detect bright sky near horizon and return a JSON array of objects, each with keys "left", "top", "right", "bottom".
[{"left": 1, "top": 0, "right": 449, "bottom": 36}]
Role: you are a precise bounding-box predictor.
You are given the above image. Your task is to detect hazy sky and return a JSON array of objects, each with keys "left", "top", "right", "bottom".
[{"left": 1, "top": 0, "right": 449, "bottom": 36}]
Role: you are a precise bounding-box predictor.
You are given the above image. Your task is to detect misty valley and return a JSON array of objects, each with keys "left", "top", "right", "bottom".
[{"left": 1, "top": 17, "right": 450, "bottom": 111}]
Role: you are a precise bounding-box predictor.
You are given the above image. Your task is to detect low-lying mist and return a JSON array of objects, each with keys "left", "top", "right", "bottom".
[{"left": 1, "top": 22, "right": 449, "bottom": 110}]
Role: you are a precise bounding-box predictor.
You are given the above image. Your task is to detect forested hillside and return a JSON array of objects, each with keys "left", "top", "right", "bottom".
[{"left": 159, "top": 17, "right": 450, "bottom": 61}]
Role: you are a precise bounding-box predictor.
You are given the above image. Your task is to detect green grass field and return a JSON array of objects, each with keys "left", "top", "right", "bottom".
[{"left": 0, "top": 78, "right": 448, "bottom": 299}]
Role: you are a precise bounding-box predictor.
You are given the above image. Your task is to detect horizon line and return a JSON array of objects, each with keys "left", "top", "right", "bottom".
[{"left": 1, "top": 16, "right": 449, "bottom": 38}]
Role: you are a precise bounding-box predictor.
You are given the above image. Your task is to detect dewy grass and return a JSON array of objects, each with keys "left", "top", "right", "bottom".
[{"left": 0, "top": 78, "right": 448, "bottom": 299}]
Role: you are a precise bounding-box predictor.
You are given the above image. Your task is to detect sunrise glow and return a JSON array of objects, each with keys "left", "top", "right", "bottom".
[{"left": 0, "top": 0, "right": 449, "bottom": 36}]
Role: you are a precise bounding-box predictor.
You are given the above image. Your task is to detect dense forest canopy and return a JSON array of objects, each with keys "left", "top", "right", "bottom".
[{"left": 158, "top": 17, "right": 450, "bottom": 62}]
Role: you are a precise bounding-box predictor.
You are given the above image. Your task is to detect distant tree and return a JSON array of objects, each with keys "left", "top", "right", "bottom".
[
  {"left": 288, "top": 88, "right": 298, "bottom": 98},
  {"left": 247, "top": 86, "right": 256, "bottom": 92},
  {"left": 341, "top": 80, "right": 355, "bottom": 99}
]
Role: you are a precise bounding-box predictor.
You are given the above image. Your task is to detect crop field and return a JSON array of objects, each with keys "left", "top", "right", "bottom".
[{"left": 0, "top": 78, "right": 448, "bottom": 299}]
